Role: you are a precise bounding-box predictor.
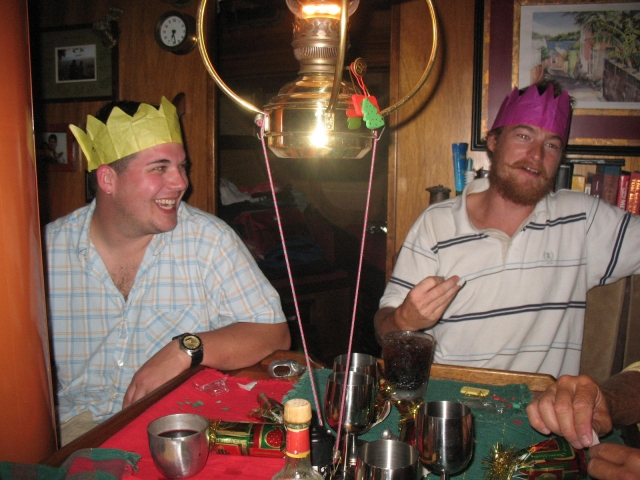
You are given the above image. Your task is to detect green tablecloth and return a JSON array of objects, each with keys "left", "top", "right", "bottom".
[{"left": 285, "top": 368, "right": 624, "bottom": 479}]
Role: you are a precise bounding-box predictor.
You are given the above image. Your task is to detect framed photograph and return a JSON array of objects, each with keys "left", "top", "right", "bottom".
[
  {"left": 36, "top": 124, "right": 75, "bottom": 172},
  {"left": 35, "top": 24, "right": 118, "bottom": 103},
  {"left": 472, "top": 0, "right": 640, "bottom": 156}
]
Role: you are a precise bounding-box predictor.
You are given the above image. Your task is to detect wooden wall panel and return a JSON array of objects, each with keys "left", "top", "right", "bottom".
[
  {"left": 1, "top": 0, "right": 57, "bottom": 461},
  {"left": 32, "top": 0, "right": 216, "bottom": 225},
  {"left": 117, "top": 0, "right": 215, "bottom": 214},
  {"left": 387, "top": 0, "right": 479, "bottom": 272}
]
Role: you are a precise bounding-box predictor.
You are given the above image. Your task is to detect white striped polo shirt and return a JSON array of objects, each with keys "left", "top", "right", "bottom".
[{"left": 380, "top": 178, "right": 640, "bottom": 378}]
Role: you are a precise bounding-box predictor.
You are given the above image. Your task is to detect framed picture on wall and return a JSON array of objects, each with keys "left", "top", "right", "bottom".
[
  {"left": 34, "top": 24, "right": 118, "bottom": 103},
  {"left": 471, "top": 0, "right": 640, "bottom": 156},
  {"left": 36, "top": 124, "right": 75, "bottom": 172}
]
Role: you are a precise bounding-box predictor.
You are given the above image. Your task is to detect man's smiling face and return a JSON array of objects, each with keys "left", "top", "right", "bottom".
[
  {"left": 487, "top": 124, "right": 563, "bottom": 206},
  {"left": 110, "top": 142, "right": 189, "bottom": 237}
]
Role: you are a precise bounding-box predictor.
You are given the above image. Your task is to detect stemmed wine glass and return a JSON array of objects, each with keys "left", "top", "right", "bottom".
[
  {"left": 415, "top": 401, "right": 474, "bottom": 480},
  {"left": 324, "top": 371, "right": 375, "bottom": 479}
]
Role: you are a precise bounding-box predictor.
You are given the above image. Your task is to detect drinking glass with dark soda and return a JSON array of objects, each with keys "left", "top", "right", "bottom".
[{"left": 381, "top": 331, "right": 435, "bottom": 403}]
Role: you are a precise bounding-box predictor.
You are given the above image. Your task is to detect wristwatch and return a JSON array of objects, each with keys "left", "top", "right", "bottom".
[{"left": 172, "top": 333, "right": 204, "bottom": 367}]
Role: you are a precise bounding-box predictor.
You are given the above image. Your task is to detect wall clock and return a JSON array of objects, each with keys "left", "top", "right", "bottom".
[{"left": 154, "top": 11, "right": 197, "bottom": 55}]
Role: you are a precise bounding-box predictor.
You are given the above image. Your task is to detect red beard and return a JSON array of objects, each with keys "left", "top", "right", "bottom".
[{"left": 488, "top": 158, "right": 557, "bottom": 206}]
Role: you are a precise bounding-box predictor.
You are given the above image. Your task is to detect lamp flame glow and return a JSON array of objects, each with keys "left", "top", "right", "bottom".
[
  {"left": 302, "top": 4, "right": 340, "bottom": 18},
  {"left": 285, "top": 0, "right": 360, "bottom": 20}
]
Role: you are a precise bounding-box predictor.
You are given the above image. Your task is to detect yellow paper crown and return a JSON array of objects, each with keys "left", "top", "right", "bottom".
[{"left": 69, "top": 96, "right": 183, "bottom": 171}]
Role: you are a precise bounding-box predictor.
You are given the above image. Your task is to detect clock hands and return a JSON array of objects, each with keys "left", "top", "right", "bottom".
[{"left": 156, "top": 12, "right": 196, "bottom": 54}]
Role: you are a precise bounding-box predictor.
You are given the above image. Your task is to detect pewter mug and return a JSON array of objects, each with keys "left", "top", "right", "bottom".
[
  {"left": 356, "top": 440, "right": 420, "bottom": 480},
  {"left": 147, "top": 413, "right": 210, "bottom": 479}
]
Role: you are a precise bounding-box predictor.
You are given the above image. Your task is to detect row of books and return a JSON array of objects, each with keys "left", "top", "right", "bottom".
[{"left": 555, "top": 161, "right": 640, "bottom": 215}]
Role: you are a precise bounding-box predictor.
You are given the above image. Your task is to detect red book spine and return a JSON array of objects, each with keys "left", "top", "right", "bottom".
[
  {"left": 627, "top": 172, "right": 640, "bottom": 215},
  {"left": 602, "top": 174, "right": 619, "bottom": 205},
  {"left": 616, "top": 172, "right": 630, "bottom": 210}
]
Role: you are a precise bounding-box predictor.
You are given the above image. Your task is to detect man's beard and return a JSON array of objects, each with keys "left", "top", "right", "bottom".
[{"left": 488, "top": 157, "right": 557, "bottom": 206}]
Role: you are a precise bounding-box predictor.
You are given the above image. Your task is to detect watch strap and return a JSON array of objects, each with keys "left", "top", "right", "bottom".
[{"left": 187, "top": 348, "right": 203, "bottom": 368}]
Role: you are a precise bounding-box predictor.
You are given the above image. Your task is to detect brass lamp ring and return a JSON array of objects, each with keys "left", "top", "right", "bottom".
[{"left": 196, "top": 0, "right": 439, "bottom": 118}]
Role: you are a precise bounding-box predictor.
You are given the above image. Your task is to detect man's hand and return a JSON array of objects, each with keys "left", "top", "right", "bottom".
[
  {"left": 526, "top": 375, "right": 612, "bottom": 450},
  {"left": 375, "top": 275, "right": 462, "bottom": 338},
  {"left": 123, "top": 340, "right": 190, "bottom": 408},
  {"left": 587, "top": 443, "right": 640, "bottom": 480}
]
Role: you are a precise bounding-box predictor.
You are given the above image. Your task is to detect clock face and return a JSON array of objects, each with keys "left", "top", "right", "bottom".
[
  {"left": 159, "top": 15, "right": 187, "bottom": 47},
  {"left": 155, "top": 11, "right": 197, "bottom": 54}
]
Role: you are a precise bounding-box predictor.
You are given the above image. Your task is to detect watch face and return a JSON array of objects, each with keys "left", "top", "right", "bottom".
[
  {"left": 182, "top": 335, "right": 201, "bottom": 350},
  {"left": 159, "top": 15, "right": 187, "bottom": 47}
]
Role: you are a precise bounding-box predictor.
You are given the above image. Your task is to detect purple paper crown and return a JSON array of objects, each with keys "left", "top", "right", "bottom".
[{"left": 490, "top": 85, "right": 572, "bottom": 143}]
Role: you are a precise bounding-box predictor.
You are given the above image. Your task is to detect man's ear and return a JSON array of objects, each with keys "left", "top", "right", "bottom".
[
  {"left": 486, "top": 132, "right": 497, "bottom": 153},
  {"left": 95, "top": 165, "right": 116, "bottom": 195}
]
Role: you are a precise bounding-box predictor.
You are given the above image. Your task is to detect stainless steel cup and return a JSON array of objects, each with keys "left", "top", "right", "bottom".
[
  {"left": 356, "top": 439, "right": 420, "bottom": 480},
  {"left": 333, "top": 353, "right": 379, "bottom": 384},
  {"left": 147, "top": 413, "right": 211, "bottom": 479},
  {"left": 416, "top": 401, "right": 474, "bottom": 479},
  {"left": 325, "top": 371, "right": 376, "bottom": 477},
  {"left": 324, "top": 371, "right": 375, "bottom": 434}
]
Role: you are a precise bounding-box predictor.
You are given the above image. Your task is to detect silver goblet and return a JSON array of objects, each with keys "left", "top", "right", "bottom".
[
  {"left": 416, "top": 401, "right": 474, "bottom": 480},
  {"left": 324, "top": 371, "right": 375, "bottom": 479},
  {"left": 333, "top": 352, "right": 379, "bottom": 385}
]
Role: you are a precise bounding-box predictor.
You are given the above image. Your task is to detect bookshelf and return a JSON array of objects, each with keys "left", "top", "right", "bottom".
[{"left": 555, "top": 157, "right": 640, "bottom": 214}]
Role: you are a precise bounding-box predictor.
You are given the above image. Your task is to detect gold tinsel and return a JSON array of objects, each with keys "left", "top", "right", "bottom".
[
  {"left": 481, "top": 443, "right": 523, "bottom": 480},
  {"left": 378, "top": 379, "right": 424, "bottom": 428}
]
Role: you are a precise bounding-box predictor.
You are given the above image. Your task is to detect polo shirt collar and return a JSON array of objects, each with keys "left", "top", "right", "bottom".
[{"left": 452, "top": 177, "right": 551, "bottom": 236}]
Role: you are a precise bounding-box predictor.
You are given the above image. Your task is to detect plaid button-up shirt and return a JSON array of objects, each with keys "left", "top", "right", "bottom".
[{"left": 46, "top": 201, "right": 285, "bottom": 423}]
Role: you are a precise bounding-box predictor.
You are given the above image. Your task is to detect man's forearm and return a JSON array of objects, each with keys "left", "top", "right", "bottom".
[
  {"left": 600, "top": 370, "right": 640, "bottom": 426},
  {"left": 199, "top": 322, "right": 291, "bottom": 371},
  {"left": 374, "top": 306, "right": 402, "bottom": 343}
]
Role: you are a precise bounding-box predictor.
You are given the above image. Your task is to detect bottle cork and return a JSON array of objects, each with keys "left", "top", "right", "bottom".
[{"left": 284, "top": 399, "right": 312, "bottom": 424}]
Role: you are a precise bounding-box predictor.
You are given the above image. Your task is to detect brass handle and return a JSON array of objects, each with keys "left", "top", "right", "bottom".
[{"left": 196, "top": 0, "right": 262, "bottom": 115}]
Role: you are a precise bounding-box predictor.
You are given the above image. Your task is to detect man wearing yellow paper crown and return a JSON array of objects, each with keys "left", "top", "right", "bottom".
[
  {"left": 527, "top": 362, "right": 640, "bottom": 479},
  {"left": 376, "top": 80, "right": 640, "bottom": 379},
  {"left": 45, "top": 97, "right": 290, "bottom": 445}
]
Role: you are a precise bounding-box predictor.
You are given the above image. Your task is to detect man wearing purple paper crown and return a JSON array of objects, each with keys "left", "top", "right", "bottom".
[
  {"left": 46, "top": 98, "right": 290, "bottom": 445},
  {"left": 527, "top": 362, "right": 640, "bottom": 479},
  {"left": 375, "top": 80, "right": 640, "bottom": 379}
]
